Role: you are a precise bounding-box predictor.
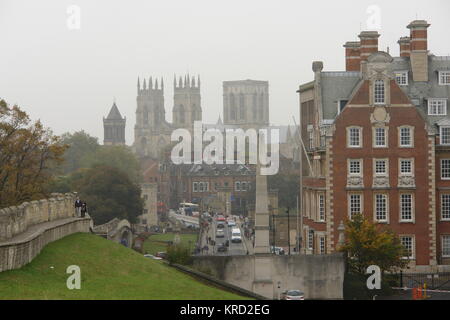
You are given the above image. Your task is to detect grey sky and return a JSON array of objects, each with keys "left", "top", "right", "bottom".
[{"left": 1, "top": 0, "right": 449, "bottom": 144}]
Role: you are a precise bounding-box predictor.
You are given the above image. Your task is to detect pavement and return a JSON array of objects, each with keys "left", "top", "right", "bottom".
[{"left": 198, "top": 216, "right": 253, "bottom": 256}]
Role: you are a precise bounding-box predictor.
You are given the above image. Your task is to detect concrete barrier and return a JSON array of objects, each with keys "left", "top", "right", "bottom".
[{"left": 192, "top": 253, "right": 345, "bottom": 299}]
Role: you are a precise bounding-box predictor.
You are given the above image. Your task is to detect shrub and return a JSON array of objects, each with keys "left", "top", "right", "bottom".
[{"left": 166, "top": 244, "right": 192, "bottom": 265}]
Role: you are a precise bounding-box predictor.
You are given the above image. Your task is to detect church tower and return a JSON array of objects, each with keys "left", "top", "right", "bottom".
[
  {"left": 172, "top": 74, "right": 202, "bottom": 130},
  {"left": 223, "top": 80, "right": 269, "bottom": 129},
  {"left": 135, "top": 76, "right": 166, "bottom": 131},
  {"left": 103, "top": 101, "right": 126, "bottom": 145},
  {"left": 134, "top": 76, "right": 172, "bottom": 158}
]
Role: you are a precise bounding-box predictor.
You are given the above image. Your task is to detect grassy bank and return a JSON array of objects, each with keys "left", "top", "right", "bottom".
[
  {"left": 0, "top": 232, "right": 246, "bottom": 300},
  {"left": 143, "top": 232, "right": 198, "bottom": 255}
]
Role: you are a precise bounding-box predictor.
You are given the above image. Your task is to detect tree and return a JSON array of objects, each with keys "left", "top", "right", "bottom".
[
  {"left": 268, "top": 172, "right": 299, "bottom": 210},
  {"left": 73, "top": 165, "right": 143, "bottom": 225},
  {"left": 0, "top": 100, "right": 66, "bottom": 207},
  {"left": 340, "top": 213, "right": 407, "bottom": 275},
  {"left": 59, "top": 131, "right": 100, "bottom": 174},
  {"left": 81, "top": 145, "right": 141, "bottom": 183}
]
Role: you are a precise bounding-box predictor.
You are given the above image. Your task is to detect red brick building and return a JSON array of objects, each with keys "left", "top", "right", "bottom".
[{"left": 299, "top": 20, "right": 450, "bottom": 271}]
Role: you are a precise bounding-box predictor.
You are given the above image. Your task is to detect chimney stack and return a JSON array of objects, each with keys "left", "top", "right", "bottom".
[
  {"left": 358, "top": 31, "right": 380, "bottom": 61},
  {"left": 398, "top": 36, "right": 411, "bottom": 57},
  {"left": 344, "top": 41, "right": 361, "bottom": 71},
  {"left": 407, "top": 20, "right": 430, "bottom": 82}
]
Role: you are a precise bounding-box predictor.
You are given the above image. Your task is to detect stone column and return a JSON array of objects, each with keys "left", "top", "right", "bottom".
[{"left": 252, "top": 163, "right": 274, "bottom": 299}]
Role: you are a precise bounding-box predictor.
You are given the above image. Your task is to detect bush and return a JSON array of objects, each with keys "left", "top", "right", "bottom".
[{"left": 166, "top": 244, "right": 192, "bottom": 265}]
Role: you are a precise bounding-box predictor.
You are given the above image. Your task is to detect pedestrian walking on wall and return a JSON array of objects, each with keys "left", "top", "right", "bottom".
[
  {"left": 74, "top": 197, "right": 82, "bottom": 217},
  {"left": 80, "top": 202, "right": 87, "bottom": 218}
]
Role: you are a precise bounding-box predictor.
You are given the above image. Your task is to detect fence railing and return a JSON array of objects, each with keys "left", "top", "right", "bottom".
[{"left": 390, "top": 272, "right": 450, "bottom": 290}]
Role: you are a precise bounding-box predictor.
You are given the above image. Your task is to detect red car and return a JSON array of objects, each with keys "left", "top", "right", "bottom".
[{"left": 216, "top": 215, "right": 226, "bottom": 222}]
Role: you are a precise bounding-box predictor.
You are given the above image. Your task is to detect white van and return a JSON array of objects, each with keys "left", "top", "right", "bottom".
[{"left": 231, "top": 228, "right": 242, "bottom": 243}]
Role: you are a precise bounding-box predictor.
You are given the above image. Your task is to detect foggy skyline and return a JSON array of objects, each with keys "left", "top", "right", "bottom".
[{"left": 1, "top": 0, "right": 450, "bottom": 143}]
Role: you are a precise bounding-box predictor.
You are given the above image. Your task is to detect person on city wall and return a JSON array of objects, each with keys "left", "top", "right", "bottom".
[{"left": 74, "top": 197, "right": 82, "bottom": 217}]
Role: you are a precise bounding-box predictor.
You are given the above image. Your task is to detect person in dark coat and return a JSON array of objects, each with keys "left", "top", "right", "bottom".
[{"left": 80, "top": 202, "right": 87, "bottom": 218}]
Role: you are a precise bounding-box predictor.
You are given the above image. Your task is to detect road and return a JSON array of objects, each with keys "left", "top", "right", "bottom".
[{"left": 199, "top": 217, "right": 251, "bottom": 256}]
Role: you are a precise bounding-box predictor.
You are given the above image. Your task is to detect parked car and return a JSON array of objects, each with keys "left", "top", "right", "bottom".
[
  {"left": 144, "top": 254, "right": 162, "bottom": 260},
  {"left": 271, "top": 246, "right": 285, "bottom": 255},
  {"left": 216, "top": 229, "right": 225, "bottom": 238},
  {"left": 280, "top": 290, "right": 304, "bottom": 300},
  {"left": 155, "top": 252, "right": 167, "bottom": 259},
  {"left": 217, "top": 222, "right": 225, "bottom": 229},
  {"left": 217, "top": 243, "right": 228, "bottom": 252},
  {"left": 227, "top": 220, "right": 236, "bottom": 227},
  {"left": 216, "top": 215, "right": 226, "bottom": 222}
]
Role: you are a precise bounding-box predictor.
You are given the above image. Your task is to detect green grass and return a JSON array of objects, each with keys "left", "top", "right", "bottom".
[
  {"left": 143, "top": 233, "right": 198, "bottom": 255},
  {"left": 0, "top": 233, "right": 247, "bottom": 300}
]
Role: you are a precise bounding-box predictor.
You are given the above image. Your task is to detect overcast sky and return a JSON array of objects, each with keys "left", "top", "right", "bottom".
[{"left": 1, "top": 0, "right": 450, "bottom": 144}]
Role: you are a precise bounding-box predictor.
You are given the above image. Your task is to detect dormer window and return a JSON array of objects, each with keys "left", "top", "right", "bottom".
[
  {"left": 374, "top": 80, "right": 385, "bottom": 105},
  {"left": 428, "top": 99, "right": 447, "bottom": 116},
  {"left": 395, "top": 71, "right": 408, "bottom": 86},
  {"left": 439, "top": 71, "right": 450, "bottom": 85}
]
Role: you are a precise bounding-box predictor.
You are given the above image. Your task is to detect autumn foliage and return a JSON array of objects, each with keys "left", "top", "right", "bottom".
[
  {"left": 340, "top": 213, "right": 407, "bottom": 274},
  {"left": 0, "top": 100, "right": 66, "bottom": 207}
]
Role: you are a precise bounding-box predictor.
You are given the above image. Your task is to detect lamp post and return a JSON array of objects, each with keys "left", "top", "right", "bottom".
[{"left": 287, "top": 207, "right": 290, "bottom": 256}]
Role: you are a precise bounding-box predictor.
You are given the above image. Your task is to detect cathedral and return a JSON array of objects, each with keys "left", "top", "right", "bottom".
[
  {"left": 103, "top": 75, "right": 299, "bottom": 161},
  {"left": 133, "top": 74, "right": 201, "bottom": 159}
]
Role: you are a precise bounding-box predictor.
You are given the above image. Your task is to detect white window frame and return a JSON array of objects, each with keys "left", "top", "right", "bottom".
[
  {"left": 442, "top": 159, "right": 450, "bottom": 180},
  {"left": 400, "top": 235, "right": 415, "bottom": 259},
  {"left": 374, "top": 193, "right": 388, "bottom": 223},
  {"left": 199, "top": 182, "right": 204, "bottom": 192},
  {"left": 193, "top": 182, "right": 198, "bottom": 192},
  {"left": 399, "top": 158, "right": 414, "bottom": 176},
  {"left": 442, "top": 235, "right": 450, "bottom": 258},
  {"left": 399, "top": 193, "right": 414, "bottom": 222},
  {"left": 319, "top": 236, "right": 326, "bottom": 254},
  {"left": 373, "top": 127, "right": 387, "bottom": 148},
  {"left": 235, "top": 181, "right": 241, "bottom": 191},
  {"left": 395, "top": 71, "right": 408, "bottom": 86},
  {"left": 348, "top": 159, "right": 362, "bottom": 176},
  {"left": 308, "top": 229, "right": 314, "bottom": 250},
  {"left": 374, "top": 80, "right": 385, "bottom": 105},
  {"left": 348, "top": 193, "right": 363, "bottom": 219},
  {"left": 374, "top": 159, "right": 388, "bottom": 176},
  {"left": 439, "top": 71, "right": 450, "bottom": 86},
  {"left": 440, "top": 126, "right": 450, "bottom": 145},
  {"left": 441, "top": 194, "right": 450, "bottom": 221},
  {"left": 428, "top": 99, "right": 447, "bottom": 116},
  {"left": 347, "top": 127, "right": 362, "bottom": 148},
  {"left": 318, "top": 194, "right": 325, "bottom": 222},
  {"left": 241, "top": 181, "right": 247, "bottom": 191},
  {"left": 399, "top": 126, "right": 414, "bottom": 148}
]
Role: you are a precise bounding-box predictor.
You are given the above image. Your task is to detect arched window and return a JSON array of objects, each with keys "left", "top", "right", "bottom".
[
  {"left": 252, "top": 93, "right": 258, "bottom": 120},
  {"left": 179, "top": 104, "right": 185, "bottom": 124},
  {"left": 239, "top": 94, "right": 246, "bottom": 120},
  {"left": 259, "top": 94, "right": 264, "bottom": 120},
  {"left": 143, "top": 105, "right": 149, "bottom": 124},
  {"left": 230, "top": 93, "right": 236, "bottom": 120}
]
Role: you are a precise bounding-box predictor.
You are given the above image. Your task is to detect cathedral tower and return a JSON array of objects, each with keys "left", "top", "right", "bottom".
[
  {"left": 134, "top": 76, "right": 171, "bottom": 158},
  {"left": 223, "top": 80, "right": 269, "bottom": 129},
  {"left": 103, "top": 101, "right": 126, "bottom": 145},
  {"left": 172, "top": 74, "right": 202, "bottom": 129}
]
